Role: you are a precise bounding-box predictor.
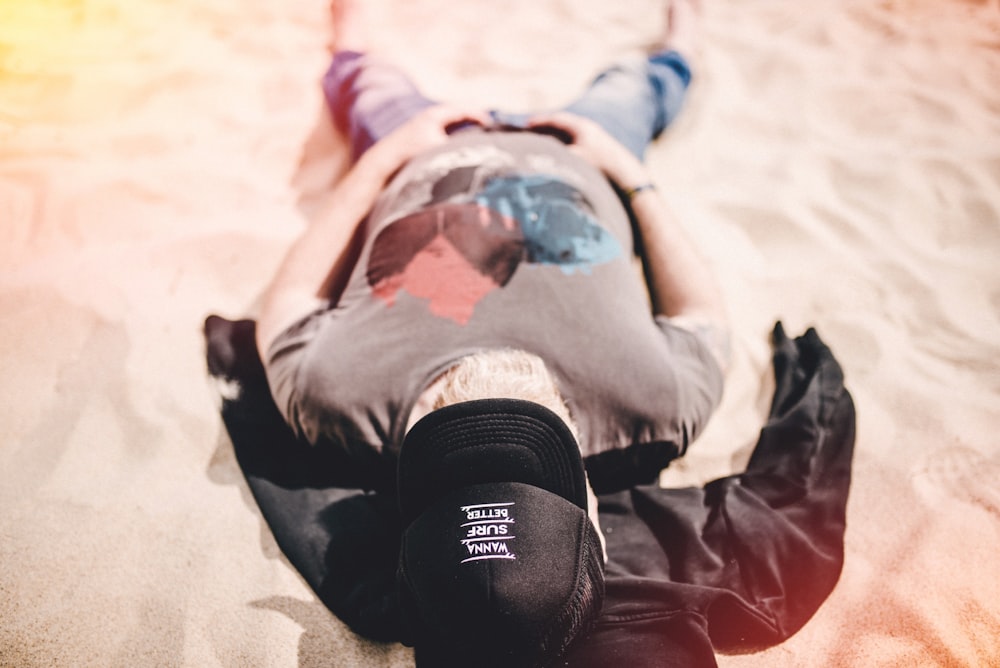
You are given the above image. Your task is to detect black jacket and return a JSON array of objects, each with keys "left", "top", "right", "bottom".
[{"left": 204, "top": 318, "right": 855, "bottom": 667}]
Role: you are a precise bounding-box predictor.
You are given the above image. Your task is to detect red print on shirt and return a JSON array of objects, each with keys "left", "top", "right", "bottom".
[{"left": 366, "top": 203, "right": 524, "bottom": 325}]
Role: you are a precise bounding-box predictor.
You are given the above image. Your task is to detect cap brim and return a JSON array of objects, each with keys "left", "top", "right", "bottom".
[
  {"left": 398, "top": 398, "right": 588, "bottom": 527},
  {"left": 399, "top": 481, "right": 603, "bottom": 668}
]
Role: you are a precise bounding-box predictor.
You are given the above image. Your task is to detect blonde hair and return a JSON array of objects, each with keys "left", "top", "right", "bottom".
[{"left": 432, "top": 349, "right": 578, "bottom": 439}]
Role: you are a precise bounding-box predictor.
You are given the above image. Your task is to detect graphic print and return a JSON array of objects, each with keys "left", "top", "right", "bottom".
[
  {"left": 460, "top": 502, "right": 516, "bottom": 564},
  {"left": 367, "top": 172, "right": 622, "bottom": 325}
]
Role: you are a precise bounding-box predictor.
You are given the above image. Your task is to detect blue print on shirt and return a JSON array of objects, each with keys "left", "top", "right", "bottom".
[{"left": 474, "top": 175, "right": 622, "bottom": 274}]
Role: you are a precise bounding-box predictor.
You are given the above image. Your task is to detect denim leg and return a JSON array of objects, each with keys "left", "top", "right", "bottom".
[
  {"left": 561, "top": 50, "right": 692, "bottom": 160},
  {"left": 322, "top": 51, "right": 438, "bottom": 163}
]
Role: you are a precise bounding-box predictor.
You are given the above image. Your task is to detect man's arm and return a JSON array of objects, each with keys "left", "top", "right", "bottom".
[
  {"left": 529, "top": 112, "right": 730, "bottom": 373},
  {"left": 624, "top": 188, "right": 731, "bottom": 374},
  {"left": 255, "top": 105, "right": 490, "bottom": 360}
]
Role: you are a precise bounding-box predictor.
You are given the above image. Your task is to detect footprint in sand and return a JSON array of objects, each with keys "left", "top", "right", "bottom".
[{"left": 911, "top": 447, "right": 1000, "bottom": 520}]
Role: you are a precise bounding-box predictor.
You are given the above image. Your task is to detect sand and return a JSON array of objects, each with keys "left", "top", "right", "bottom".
[{"left": 2, "top": 0, "right": 999, "bottom": 666}]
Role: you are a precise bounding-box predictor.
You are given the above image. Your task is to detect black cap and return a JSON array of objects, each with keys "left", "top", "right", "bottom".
[{"left": 397, "top": 398, "right": 605, "bottom": 668}]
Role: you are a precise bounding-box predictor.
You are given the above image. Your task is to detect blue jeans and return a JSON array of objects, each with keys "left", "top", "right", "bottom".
[{"left": 322, "top": 50, "right": 692, "bottom": 163}]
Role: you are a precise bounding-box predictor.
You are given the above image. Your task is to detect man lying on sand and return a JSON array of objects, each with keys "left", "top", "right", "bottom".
[{"left": 254, "top": 0, "right": 728, "bottom": 664}]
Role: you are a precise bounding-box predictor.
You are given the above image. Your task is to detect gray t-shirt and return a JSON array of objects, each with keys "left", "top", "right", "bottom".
[{"left": 265, "top": 130, "right": 722, "bottom": 481}]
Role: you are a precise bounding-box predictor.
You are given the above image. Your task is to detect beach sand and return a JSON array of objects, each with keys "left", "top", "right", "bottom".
[{"left": 2, "top": 0, "right": 999, "bottom": 665}]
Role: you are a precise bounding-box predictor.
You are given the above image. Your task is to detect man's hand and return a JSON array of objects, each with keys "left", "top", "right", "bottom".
[
  {"left": 367, "top": 104, "right": 491, "bottom": 177},
  {"left": 527, "top": 112, "right": 647, "bottom": 191}
]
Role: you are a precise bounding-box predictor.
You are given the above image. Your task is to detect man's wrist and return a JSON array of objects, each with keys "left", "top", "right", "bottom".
[
  {"left": 607, "top": 160, "right": 652, "bottom": 194},
  {"left": 355, "top": 140, "right": 407, "bottom": 184}
]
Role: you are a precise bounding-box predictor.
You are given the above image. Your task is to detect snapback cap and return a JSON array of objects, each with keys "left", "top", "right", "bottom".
[{"left": 396, "top": 398, "right": 606, "bottom": 668}]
